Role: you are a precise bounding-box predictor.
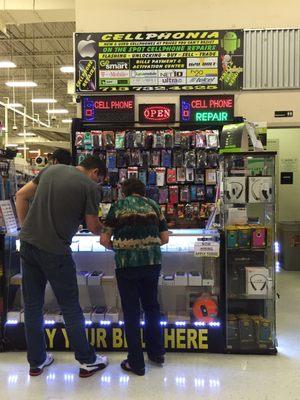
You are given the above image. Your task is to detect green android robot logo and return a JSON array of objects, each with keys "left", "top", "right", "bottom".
[{"left": 221, "top": 32, "right": 241, "bottom": 54}]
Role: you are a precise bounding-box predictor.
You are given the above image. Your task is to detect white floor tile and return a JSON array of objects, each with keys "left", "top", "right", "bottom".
[{"left": 0, "top": 270, "right": 299, "bottom": 400}]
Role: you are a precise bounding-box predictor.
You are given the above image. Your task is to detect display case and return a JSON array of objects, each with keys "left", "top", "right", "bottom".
[
  {"left": 220, "top": 152, "right": 277, "bottom": 354},
  {"left": 4, "top": 229, "right": 225, "bottom": 353}
]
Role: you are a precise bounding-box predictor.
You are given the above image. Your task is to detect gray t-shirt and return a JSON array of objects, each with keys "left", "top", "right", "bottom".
[{"left": 20, "top": 165, "right": 100, "bottom": 255}]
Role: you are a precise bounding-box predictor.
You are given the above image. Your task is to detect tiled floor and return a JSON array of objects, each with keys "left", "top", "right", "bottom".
[{"left": 0, "top": 270, "right": 300, "bottom": 400}]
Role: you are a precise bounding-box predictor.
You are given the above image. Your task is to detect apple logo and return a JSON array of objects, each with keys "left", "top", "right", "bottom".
[{"left": 77, "top": 35, "right": 96, "bottom": 58}]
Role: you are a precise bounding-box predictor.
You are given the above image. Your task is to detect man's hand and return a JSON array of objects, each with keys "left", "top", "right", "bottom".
[
  {"left": 16, "top": 181, "right": 38, "bottom": 227},
  {"left": 85, "top": 215, "right": 103, "bottom": 235},
  {"left": 100, "top": 231, "right": 113, "bottom": 250}
]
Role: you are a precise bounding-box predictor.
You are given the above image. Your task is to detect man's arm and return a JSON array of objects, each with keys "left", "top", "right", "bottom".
[
  {"left": 15, "top": 181, "right": 38, "bottom": 226},
  {"left": 85, "top": 214, "right": 103, "bottom": 235},
  {"left": 100, "top": 230, "right": 113, "bottom": 250}
]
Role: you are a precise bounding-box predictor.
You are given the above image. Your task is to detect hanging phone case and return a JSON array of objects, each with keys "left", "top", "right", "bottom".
[
  {"left": 195, "top": 131, "right": 207, "bottom": 148},
  {"left": 151, "top": 150, "right": 161, "bottom": 166},
  {"left": 177, "top": 167, "right": 186, "bottom": 182},
  {"left": 195, "top": 169, "right": 205, "bottom": 184},
  {"left": 196, "top": 185, "right": 206, "bottom": 201},
  {"left": 186, "top": 168, "right": 194, "bottom": 182},
  {"left": 185, "top": 150, "right": 196, "bottom": 168},
  {"left": 119, "top": 169, "right": 127, "bottom": 182},
  {"left": 162, "top": 150, "right": 172, "bottom": 167},
  {"left": 164, "top": 130, "right": 173, "bottom": 148},
  {"left": 127, "top": 167, "right": 139, "bottom": 180},
  {"left": 167, "top": 168, "right": 177, "bottom": 184},
  {"left": 139, "top": 170, "right": 147, "bottom": 185},
  {"left": 106, "top": 151, "right": 117, "bottom": 170},
  {"left": 190, "top": 185, "right": 197, "bottom": 201},
  {"left": 134, "top": 131, "right": 144, "bottom": 148},
  {"left": 75, "top": 132, "right": 84, "bottom": 147},
  {"left": 180, "top": 186, "right": 190, "bottom": 202},
  {"left": 115, "top": 131, "right": 125, "bottom": 149},
  {"left": 91, "top": 131, "right": 101, "bottom": 149},
  {"left": 169, "top": 186, "right": 179, "bottom": 204},
  {"left": 173, "top": 150, "right": 184, "bottom": 167},
  {"left": 174, "top": 131, "right": 182, "bottom": 147},
  {"left": 126, "top": 131, "right": 135, "bottom": 149},
  {"left": 252, "top": 228, "right": 266, "bottom": 248},
  {"left": 145, "top": 132, "right": 154, "bottom": 149},
  {"left": 117, "top": 151, "right": 127, "bottom": 168},
  {"left": 148, "top": 169, "right": 157, "bottom": 185},
  {"left": 108, "top": 170, "right": 119, "bottom": 186},
  {"left": 159, "top": 187, "right": 169, "bottom": 204},
  {"left": 156, "top": 168, "right": 166, "bottom": 186},
  {"left": 142, "top": 151, "right": 151, "bottom": 168}
]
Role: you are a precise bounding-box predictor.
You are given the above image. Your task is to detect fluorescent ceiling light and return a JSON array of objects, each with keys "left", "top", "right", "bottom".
[
  {"left": 60, "top": 66, "right": 75, "bottom": 73},
  {"left": 47, "top": 109, "right": 68, "bottom": 114},
  {"left": 62, "top": 119, "right": 72, "bottom": 123},
  {"left": 31, "top": 98, "right": 57, "bottom": 104},
  {"left": 17, "top": 147, "right": 30, "bottom": 150},
  {"left": 6, "top": 81, "right": 37, "bottom": 88},
  {"left": 29, "top": 150, "right": 39, "bottom": 153},
  {"left": 8, "top": 103, "right": 23, "bottom": 108},
  {"left": 17, "top": 132, "right": 36, "bottom": 137},
  {"left": 6, "top": 144, "right": 18, "bottom": 147},
  {"left": 0, "top": 61, "right": 16, "bottom": 68}
]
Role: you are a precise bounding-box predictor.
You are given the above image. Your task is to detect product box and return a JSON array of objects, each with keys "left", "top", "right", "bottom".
[
  {"left": 105, "top": 308, "right": 119, "bottom": 322},
  {"left": 238, "top": 317, "right": 256, "bottom": 346},
  {"left": 87, "top": 271, "right": 104, "bottom": 286},
  {"left": 163, "top": 274, "right": 175, "bottom": 286},
  {"left": 202, "top": 278, "right": 215, "bottom": 287},
  {"left": 77, "top": 271, "right": 90, "bottom": 285},
  {"left": 224, "top": 176, "right": 246, "bottom": 203},
  {"left": 188, "top": 271, "right": 203, "bottom": 286},
  {"left": 252, "top": 228, "right": 266, "bottom": 248},
  {"left": 248, "top": 176, "right": 273, "bottom": 203},
  {"left": 227, "top": 228, "right": 239, "bottom": 248},
  {"left": 238, "top": 228, "right": 251, "bottom": 248},
  {"left": 245, "top": 267, "right": 269, "bottom": 296},
  {"left": 174, "top": 272, "right": 188, "bottom": 286},
  {"left": 83, "top": 307, "right": 93, "bottom": 322}
]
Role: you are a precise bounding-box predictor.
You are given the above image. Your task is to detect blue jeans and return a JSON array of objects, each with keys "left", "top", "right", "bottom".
[{"left": 20, "top": 241, "right": 96, "bottom": 367}]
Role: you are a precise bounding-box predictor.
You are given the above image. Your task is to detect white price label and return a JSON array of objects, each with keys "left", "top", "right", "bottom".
[{"left": 194, "top": 241, "right": 220, "bottom": 257}]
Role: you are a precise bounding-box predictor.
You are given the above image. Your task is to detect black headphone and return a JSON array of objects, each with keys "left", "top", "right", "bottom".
[
  {"left": 251, "top": 180, "right": 272, "bottom": 201},
  {"left": 225, "top": 181, "right": 243, "bottom": 201},
  {"left": 250, "top": 274, "right": 267, "bottom": 291}
]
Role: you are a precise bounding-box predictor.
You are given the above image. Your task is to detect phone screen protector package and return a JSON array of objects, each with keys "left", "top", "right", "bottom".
[
  {"left": 75, "top": 132, "right": 84, "bottom": 147},
  {"left": 134, "top": 130, "right": 144, "bottom": 148},
  {"left": 125, "top": 131, "right": 135, "bottom": 149},
  {"left": 167, "top": 168, "right": 177, "bottom": 184},
  {"left": 185, "top": 150, "right": 196, "bottom": 168},
  {"left": 91, "top": 131, "right": 102, "bottom": 149},
  {"left": 106, "top": 151, "right": 117, "bottom": 170},
  {"left": 206, "top": 130, "right": 219, "bottom": 149},
  {"left": 162, "top": 150, "right": 172, "bottom": 167},
  {"left": 173, "top": 149, "right": 184, "bottom": 167},
  {"left": 164, "top": 130, "right": 174, "bottom": 148},
  {"left": 159, "top": 187, "right": 169, "bottom": 204},
  {"left": 177, "top": 167, "right": 186, "bottom": 182},
  {"left": 195, "top": 130, "right": 207, "bottom": 148},
  {"left": 151, "top": 150, "right": 161, "bottom": 166},
  {"left": 186, "top": 168, "right": 194, "bottom": 182}
]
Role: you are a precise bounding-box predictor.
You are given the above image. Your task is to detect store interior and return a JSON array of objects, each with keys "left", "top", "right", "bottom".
[{"left": 0, "top": 1, "right": 300, "bottom": 399}]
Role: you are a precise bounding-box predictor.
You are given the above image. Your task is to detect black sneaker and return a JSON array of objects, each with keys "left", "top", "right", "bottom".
[
  {"left": 79, "top": 354, "right": 108, "bottom": 378},
  {"left": 29, "top": 353, "right": 54, "bottom": 376},
  {"left": 148, "top": 355, "right": 165, "bottom": 364}
]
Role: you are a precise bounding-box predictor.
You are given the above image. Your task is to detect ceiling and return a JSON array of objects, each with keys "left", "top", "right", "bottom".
[{"left": 0, "top": 20, "right": 76, "bottom": 152}]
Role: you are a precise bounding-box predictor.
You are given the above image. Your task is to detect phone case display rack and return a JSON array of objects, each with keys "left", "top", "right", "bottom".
[
  {"left": 72, "top": 118, "right": 222, "bottom": 229},
  {"left": 220, "top": 152, "right": 277, "bottom": 355}
]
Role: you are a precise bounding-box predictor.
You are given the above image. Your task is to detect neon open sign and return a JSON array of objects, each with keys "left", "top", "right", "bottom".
[
  {"left": 180, "top": 95, "right": 234, "bottom": 124},
  {"left": 82, "top": 95, "right": 135, "bottom": 123},
  {"left": 139, "top": 104, "right": 175, "bottom": 124}
]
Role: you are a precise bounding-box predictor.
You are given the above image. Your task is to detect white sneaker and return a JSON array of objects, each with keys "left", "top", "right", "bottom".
[
  {"left": 79, "top": 354, "right": 108, "bottom": 378},
  {"left": 29, "top": 353, "right": 54, "bottom": 376}
]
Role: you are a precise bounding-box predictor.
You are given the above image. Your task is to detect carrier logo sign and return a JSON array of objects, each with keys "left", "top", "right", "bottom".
[{"left": 139, "top": 104, "right": 176, "bottom": 124}]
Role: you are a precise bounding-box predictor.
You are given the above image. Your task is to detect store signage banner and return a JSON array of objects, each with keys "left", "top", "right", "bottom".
[
  {"left": 180, "top": 95, "right": 234, "bottom": 124},
  {"left": 5, "top": 324, "right": 224, "bottom": 353},
  {"left": 74, "top": 30, "right": 243, "bottom": 92},
  {"left": 139, "top": 104, "right": 176, "bottom": 124},
  {"left": 82, "top": 95, "right": 135, "bottom": 123}
]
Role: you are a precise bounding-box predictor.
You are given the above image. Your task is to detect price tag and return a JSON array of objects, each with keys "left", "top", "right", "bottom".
[
  {"left": 0, "top": 200, "right": 18, "bottom": 235},
  {"left": 194, "top": 241, "right": 220, "bottom": 257}
]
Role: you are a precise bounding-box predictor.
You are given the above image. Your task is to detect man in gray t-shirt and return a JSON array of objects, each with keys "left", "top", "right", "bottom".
[{"left": 16, "top": 155, "right": 109, "bottom": 378}]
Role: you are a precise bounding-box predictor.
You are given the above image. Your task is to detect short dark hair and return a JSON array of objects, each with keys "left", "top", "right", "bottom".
[
  {"left": 53, "top": 148, "right": 72, "bottom": 165},
  {"left": 79, "top": 155, "right": 106, "bottom": 176},
  {"left": 122, "top": 178, "right": 146, "bottom": 197}
]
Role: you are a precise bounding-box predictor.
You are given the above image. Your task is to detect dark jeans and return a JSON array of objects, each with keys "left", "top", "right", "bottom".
[
  {"left": 116, "top": 265, "right": 165, "bottom": 371},
  {"left": 20, "top": 241, "right": 96, "bottom": 367}
]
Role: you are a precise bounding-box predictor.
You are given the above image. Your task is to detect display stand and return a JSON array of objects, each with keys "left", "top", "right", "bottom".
[{"left": 220, "top": 152, "right": 277, "bottom": 354}]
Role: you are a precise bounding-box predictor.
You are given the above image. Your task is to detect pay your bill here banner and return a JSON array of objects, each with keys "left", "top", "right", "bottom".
[{"left": 75, "top": 30, "right": 243, "bottom": 92}]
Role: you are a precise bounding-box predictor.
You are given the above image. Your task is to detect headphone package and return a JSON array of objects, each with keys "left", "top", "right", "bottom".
[
  {"left": 224, "top": 176, "right": 246, "bottom": 204},
  {"left": 245, "top": 267, "right": 269, "bottom": 295},
  {"left": 248, "top": 176, "right": 273, "bottom": 203}
]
